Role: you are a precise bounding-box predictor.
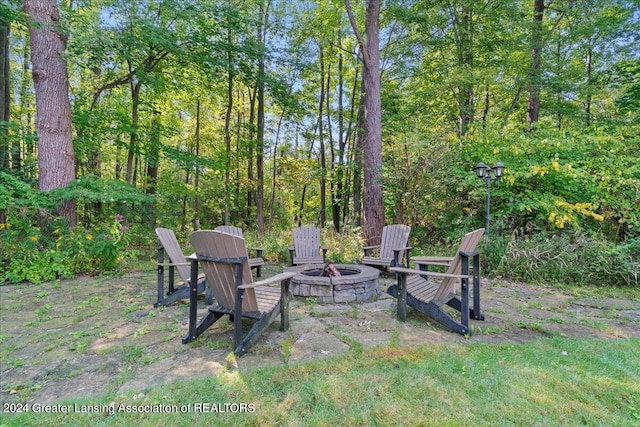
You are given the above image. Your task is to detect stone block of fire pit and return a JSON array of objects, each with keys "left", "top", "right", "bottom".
[{"left": 285, "top": 263, "right": 380, "bottom": 304}]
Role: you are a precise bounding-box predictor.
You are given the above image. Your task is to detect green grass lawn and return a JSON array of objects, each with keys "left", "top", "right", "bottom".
[{"left": 2, "top": 336, "right": 638, "bottom": 426}]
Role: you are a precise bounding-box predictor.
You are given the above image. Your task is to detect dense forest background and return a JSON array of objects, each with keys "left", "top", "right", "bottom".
[{"left": 1, "top": 0, "right": 639, "bottom": 287}]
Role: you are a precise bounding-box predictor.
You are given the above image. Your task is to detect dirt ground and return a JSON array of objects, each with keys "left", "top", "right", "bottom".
[{"left": 1, "top": 263, "right": 639, "bottom": 406}]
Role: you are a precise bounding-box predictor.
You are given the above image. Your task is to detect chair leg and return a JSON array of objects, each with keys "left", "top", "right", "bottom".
[
  {"left": 156, "top": 280, "right": 205, "bottom": 307},
  {"left": 182, "top": 259, "right": 222, "bottom": 343},
  {"left": 397, "top": 273, "right": 407, "bottom": 322},
  {"left": 156, "top": 246, "right": 165, "bottom": 306},
  {"left": 280, "top": 279, "right": 290, "bottom": 331},
  {"left": 459, "top": 254, "right": 470, "bottom": 331},
  {"left": 234, "top": 309, "right": 279, "bottom": 357},
  {"left": 182, "top": 310, "right": 223, "bottom": 344},
  {"left": 471, "top": 253, "right": 484, "bottom": 320},
  {"left": 427, "top": 302, "right": 470, "bottom": 335}
]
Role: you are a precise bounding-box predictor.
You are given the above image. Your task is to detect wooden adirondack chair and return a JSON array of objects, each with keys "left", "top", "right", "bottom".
[
  {"left": 289, "top": 226, "right": 328, "bottom": 265},
  {"left": 214, "top": 225, "right": 265, "bottom": 277},
  {"left": 183, "top": 230, "right": 296, "bottom": 356},
  {"left": 155, "top": 227, "right": 208, "bottom": 307},
  {"left": 361, "top": 224, "right": 412, "bottom": 271},
  {"left": 388, "top": 228, "right": 485, "bottom": 335}
]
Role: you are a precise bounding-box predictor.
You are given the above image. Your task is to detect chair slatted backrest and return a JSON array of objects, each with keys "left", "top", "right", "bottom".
[
  {"left": 190, "top": 230, "right": 258, "bottom": 312},
  {"left": 293, "top": 226, "right": 321, "bottom": 259},
  {"left": 156, "top": 227, "right": 191, "bottom": 284},
  {"left": 433, "top": 228, "right": 485, "bottom": 302},
  {"left": 214, "top": 225, "right": 243, "bottom": 237},
  {"left": 379, "top": 224, "right": 411, "bottom": 260}
]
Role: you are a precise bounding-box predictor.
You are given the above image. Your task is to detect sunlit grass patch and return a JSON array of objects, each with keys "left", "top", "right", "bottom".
[{"left": 5, "top": 337, "right": 637, "bottom": 426}]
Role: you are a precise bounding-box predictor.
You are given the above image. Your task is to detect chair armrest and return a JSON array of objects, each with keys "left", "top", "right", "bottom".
[
  {"left": 157, "top": 262, "right": 189, "bottom": 267},
  {"left": 249, "top": 247, "right": 264, "bottom": 258},
  {"left": 363, "top": 245, "right": 380, "bottom": 256},
  {"left": 412, "top": 256, "right": 454, "bottom": 263},
  {"left": 392, "top": 246, "right": 412, "bottom": 266},
  {"left": 393, "top": 246, "right": 412, "bottom": 253},
  {"left": 239, "top": 272, "right": 297, "bottom": 289},
  {"left": 411, "top": 256, "right": 454, "bottom": 269},
  {"left": 390, "top": 266, "right": 469, "bottom": 280}
]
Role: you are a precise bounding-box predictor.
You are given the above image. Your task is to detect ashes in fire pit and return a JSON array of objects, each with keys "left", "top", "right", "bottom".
[{"left": 285, "top": 263, "right": 380, "bottom": 304}]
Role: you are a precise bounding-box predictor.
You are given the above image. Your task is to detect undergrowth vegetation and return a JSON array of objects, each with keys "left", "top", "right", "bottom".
[
  {"left": 482, "top": 232, "right": 640, "bottom": 287},
  {"left": 1, "top": 126, "right": 638, "bottom": 287}
]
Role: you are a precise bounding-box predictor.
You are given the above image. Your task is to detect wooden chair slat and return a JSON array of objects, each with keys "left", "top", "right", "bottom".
[
  {"left": 290, "top": 226, "right": 326, "bottom": 265},
  {"left": 361, "top": 224, "right": 411, "bottom": 271},
  {"left": 185, "top": 230, "right": 296, "bottom": 356},
  {"left": 387, "top": 228, "right": 485, "bottom": 336}
]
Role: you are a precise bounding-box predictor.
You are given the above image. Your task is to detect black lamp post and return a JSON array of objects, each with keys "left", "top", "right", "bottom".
[{"left": 474, "top": 161, "right": 504, "bottom": 238}]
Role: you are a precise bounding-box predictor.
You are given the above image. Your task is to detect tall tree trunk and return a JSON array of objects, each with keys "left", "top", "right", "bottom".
[
  {"left": 326, "top": 63, "right": 336, "bottom": 230},
  {"left": 15, "top": 41, "right": 32, "bottom": 172},
  {"left": 527, "top": 0, "right": 545, "bottom": 128},
  {"left": 345, "top": 64, "right": 360, "bottom": 227},
  {"left": 1, "top": 12, "right": 9, "bottom": 170},
  {"left": 318, "top": 46, "right": 326, "bottom": 228},
  {"left": 224, "top": 22, "right": 234, "bottom": 225},
  {"left": 455, "top": 4, "right": 474, "bottom": 136},
  {"left": 332, "top": 48, "right": 346, "bottom": 233},
  {"left": 585, "top": 42, "right": 593, "bottom": 127},
  {"left": 0, "top": 11, "right": 7, "bottom": 225},
  {"left": 351, "top": 75, "right": 365, "bottom": 229},
  {"left": 143, "top": 108, "right": 160, "bottom": 227},
  {"left": 297, "top": 121, "right": 318, "bottom": 226},
  {"left": 346, "top": 0, "right": 384, "bottom": 246},
  {"left": 255, "top": 1, "right": 269, "bottom": 238},
  {"left": 268, "top": 109, "right": 285, "bottom": 229},
  {"left": 482, "top": 84, "right": 489, "bottom": 129},
  {"left": 193, "top": 100, "right": 201, "bottom": 230},
  {"left": 24, "top": 0, "right": 76, "bottom": 225},
  {"left": 122, "top": 76, "right": 142, "bottom": 227},
  {"left": 501, "top": 85, "right": 522, "bottom": 129},
  {"left": 247, "top": 87, "right": 256, "bottom": 223},
  {"left": 125, "top": 77, "right": 141, "bottom": 185},
  {"left": 115, "top": 145, "right": 122, "bottom": 180},
  {"left": 234, "top": 89, "right": 243, "bottom": 223},
  {"left": 556, "top": 39, "right": 563, "bottom": 130}
]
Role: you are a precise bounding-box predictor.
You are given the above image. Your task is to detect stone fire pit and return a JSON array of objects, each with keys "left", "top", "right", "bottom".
[{"left": 284, "top": 264, "right": 380, "bottom": 304}]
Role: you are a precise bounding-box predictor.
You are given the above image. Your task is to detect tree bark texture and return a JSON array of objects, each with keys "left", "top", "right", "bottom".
[
  {"left": 1, "top": 14, "right": 9, "bottom": 170},
  {"left": 455, "top": 4, "right": 474, "bottom": 136},
  {"left": 255, "top": 1, "right": 269, "bottom": 237},
  {"left": 24, "top": 0, "right": 76, "bottom": 224},
  {"left": 527, "top": 0, "right": 545, "bottom": 127},
  {"left": 346, "top": 0, "right": 384, "bottom": 246},
  {"left": 224, "top": 22, "right": 234, "bottom": 226},
  {"left": 318, "top": 46, "right": 327, "bottom": 228}
]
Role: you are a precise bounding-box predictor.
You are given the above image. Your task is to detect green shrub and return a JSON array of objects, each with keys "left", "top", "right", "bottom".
[
  {"left": 244, "top": 226, "right": 364, "bottom": 264},
  {"left": 321, "top": 227, "right": 364, "bottom": 264},
  {"left": 483, "top": 232, "right": 639, "bottom": 287},
  {"left": 1, "top": 212, "right": 130, "bottom": 284}
]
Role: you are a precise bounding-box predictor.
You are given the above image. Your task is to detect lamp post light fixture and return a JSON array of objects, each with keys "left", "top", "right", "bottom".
[{"left": 474, "top": 161, "right": 504, "bottom": 238}]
